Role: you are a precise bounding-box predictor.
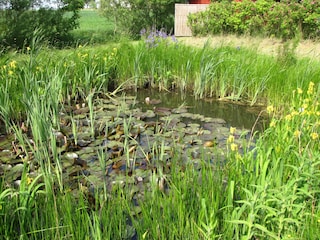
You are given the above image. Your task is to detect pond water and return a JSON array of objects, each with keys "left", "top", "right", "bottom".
[
  {"left": 0, "top": 90, "right": 268, "bottom": 202},
  {"left": 128, "top": 89, "right": 268, "bottom": 132}
]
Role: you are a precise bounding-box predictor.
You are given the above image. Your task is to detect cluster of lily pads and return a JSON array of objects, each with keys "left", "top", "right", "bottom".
[{"left": 0, "top": 93, "right": 253, "bottom": 200}]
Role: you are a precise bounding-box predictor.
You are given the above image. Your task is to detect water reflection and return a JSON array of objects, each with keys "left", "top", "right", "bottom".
[{"left": 127, "top": 89, "right": 268, "bottom": 132}]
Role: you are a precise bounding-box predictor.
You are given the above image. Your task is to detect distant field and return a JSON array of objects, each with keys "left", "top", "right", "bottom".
[{"left": 71, "top": 9, "right": 115, "bottom": 44}]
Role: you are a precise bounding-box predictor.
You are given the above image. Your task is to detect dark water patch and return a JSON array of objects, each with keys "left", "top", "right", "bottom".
[{"left": 127, "top": 89, "right": 268, "bottom": 132}]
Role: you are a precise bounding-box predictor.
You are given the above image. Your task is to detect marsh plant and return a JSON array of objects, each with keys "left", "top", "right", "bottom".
[{"left": 0, "top": 35, "right": 320, "bottom": 239}]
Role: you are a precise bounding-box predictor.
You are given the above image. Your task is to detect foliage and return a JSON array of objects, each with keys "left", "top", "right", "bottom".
[
  {"left": 188, "top": 0, "right": 320, "bottom": 40},
  {"left": 99, "top": 0, "right": 184, "bottom": 39},
  {"left": 0, "top": 37, "right": 320, "bottom": 238},
  {"left": 0, "top": 0, "right": 84, "bottom": 49},
  {"left": 226, "top": 82, "right": 320, "bottom": 238}
]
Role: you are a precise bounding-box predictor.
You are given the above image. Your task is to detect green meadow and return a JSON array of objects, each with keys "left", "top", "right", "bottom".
[
  {"left": 70, "top": 10, "right": 116, "bottom": 45},
  {"left": 0, "top": 10, "right": 319, "bottom": 240}
]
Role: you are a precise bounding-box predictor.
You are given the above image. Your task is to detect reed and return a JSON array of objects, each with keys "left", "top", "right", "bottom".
[{"left": 0, "top": 31, "right": 320, "bottom": 239}]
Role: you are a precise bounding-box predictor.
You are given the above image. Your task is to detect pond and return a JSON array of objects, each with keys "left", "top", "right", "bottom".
[
  {"left": 0, "top": 90, "right": 268, "bottom": 198},
  {"left": 130, "top": 89, "right": 268, "bottom": 131}
]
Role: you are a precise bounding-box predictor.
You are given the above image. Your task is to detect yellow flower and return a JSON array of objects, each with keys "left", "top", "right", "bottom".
[
  {"left": 293, "top": 130, "right": 301, "bottom": 138},
  {"left": 227, "top": 135, "right": 235, "bottom": 143},
  {"left": 230, "top": 143, "right": 238, "bottom": 152},
  {"left": 26, "top": 176, "right": 33, "bottom": 185},
  {"left": 26, "top": 46, "right": 31, "bottom": 51},
  {"left": 307, "top": 81, "right": 314, "bottom": 95},
  {"left": 266, "top": 105, "right": 274, "bottom": 114},
  {"left": 230, "top": 127, "right": 236, "bottom": 135},
  {"left": 285, "top": 114, "right": 292, "bottom": 121},
  {"left": 297, "top": 88, "right": 303, "bottom": 94},
  {"left": 8, "top": 70, "right": 13, "bottom": 75},
  {"left": 9, "top": 60, "right": 17, "bottom": 69},
  {"left": 235, "top": 152, "right": 242, "bottom": 161},
  {"left": 270, "top": 120, "right": 276, "bottom": 127},
  {"left": 310, "top": 132, "right": 318, "bottom": 140}
]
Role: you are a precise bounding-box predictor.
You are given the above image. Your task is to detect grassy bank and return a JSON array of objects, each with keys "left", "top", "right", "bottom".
[{"left": 0, "top": 10, "right": 320, "bottom": 240}]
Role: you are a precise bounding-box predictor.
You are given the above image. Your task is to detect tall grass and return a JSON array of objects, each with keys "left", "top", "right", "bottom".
[{"left": 0, "top": 31, "right": 320, "bottom": 239}]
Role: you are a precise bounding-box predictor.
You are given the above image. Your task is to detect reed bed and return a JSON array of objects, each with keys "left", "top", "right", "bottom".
[{"left": 0, "top": 37, "right": 320, "bottom": 239}]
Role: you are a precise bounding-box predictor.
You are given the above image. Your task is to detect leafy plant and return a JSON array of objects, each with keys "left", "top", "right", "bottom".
[
  {"left": 0, "top": 0, "right": 84, "bottom": 49},
  {"left": 100, "top": 0, "right": 185, "bottom": 38},
  {"left": 188, "top": 0, "right": 320, "bottom": 40}
]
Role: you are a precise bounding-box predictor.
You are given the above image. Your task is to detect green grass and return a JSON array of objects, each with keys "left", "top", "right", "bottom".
[
  {"left": 0, "top": 30, "right": 320, "bottom": 239},
  {"left": 71, "top": 10, "right": 116, "bottom": 45}
]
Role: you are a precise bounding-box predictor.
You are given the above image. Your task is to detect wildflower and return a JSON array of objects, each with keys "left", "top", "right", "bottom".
[
  {"left": 26, "top": 176, "right": 33, "bottom": 185},
  {"left": 302, "top": 103, "right": 308, "bottom": 109},
  {"left": 235, "top": 152, "right": 242, "bottom": 161},
  {"left": 227, "top": 135, "right": 235, "bottom": 143},
  {"left": 230, "top": 127, "right": 236, "bottom": 135},
  {"left": 8, "top": 70, "right": 13, "bottom": 75},
  {"left": 230, "top": 143, "right": 238, "bottom": 152},
  {"left": 113, "top": 47, "right": 117, "bottom": 52},
  {"left": 9, "top": 60, "right": 16, "bottom": 69},
  {"left": 307, "top": 81, "right": 314, "bottom": 95},
  {"left": 297, "top": 88, "right": 303, "bottom": 94},
  {"left": 285, "top": 114, "right": 292, "bottom": 121},
  {"left": 293, "top": 130, "right": 301, "bottom": 138},
  {"left": 310, "top": 132, "right": 318, "bottom": 140},
  {"left": 26, "top": 46, "right": 31, "bottom": 51},
  {"left": 266, "top": 105, "right": 274, "bottom": 114},
  {"left": 270, "top": 120, "right": 276, "bottom": 127}
]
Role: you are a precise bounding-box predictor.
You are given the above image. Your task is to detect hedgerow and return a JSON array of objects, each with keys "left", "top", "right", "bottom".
[{"left": 188, "top": 0, "right": 320, "bottom": 40}]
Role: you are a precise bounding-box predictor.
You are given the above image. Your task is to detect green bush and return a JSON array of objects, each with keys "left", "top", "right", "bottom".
[
  {"left": 100, "top": 0, "right": 185, "bottom": 39},
  {"left": 188, "top": 0, "right": 320, "bottom": 40},
  {"left": 0, "top": 0, "right": 84, "bottom": 49}
]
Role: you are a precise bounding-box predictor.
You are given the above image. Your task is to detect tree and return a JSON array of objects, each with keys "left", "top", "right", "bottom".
[
  {"left": 0, "top": 0, "right": 84, "bottom": 49},
  {"left": 100, "top": 0, "right": 185, "bottom": 38}
]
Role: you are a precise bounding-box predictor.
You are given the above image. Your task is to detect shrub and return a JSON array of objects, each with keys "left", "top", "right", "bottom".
[
  {"left": 0, "top": 0, "right": 84, "bottom": 49},
  {"left": 100, "top": 0, "right": 185, "bottom": 39},
  {"left": 188, "top": 0, "right": 320, "bottom": 40}
]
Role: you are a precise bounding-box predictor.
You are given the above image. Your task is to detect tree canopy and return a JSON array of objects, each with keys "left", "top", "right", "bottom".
[{"left": 0, "top": 0, "right": 84, "bottom": 49}]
